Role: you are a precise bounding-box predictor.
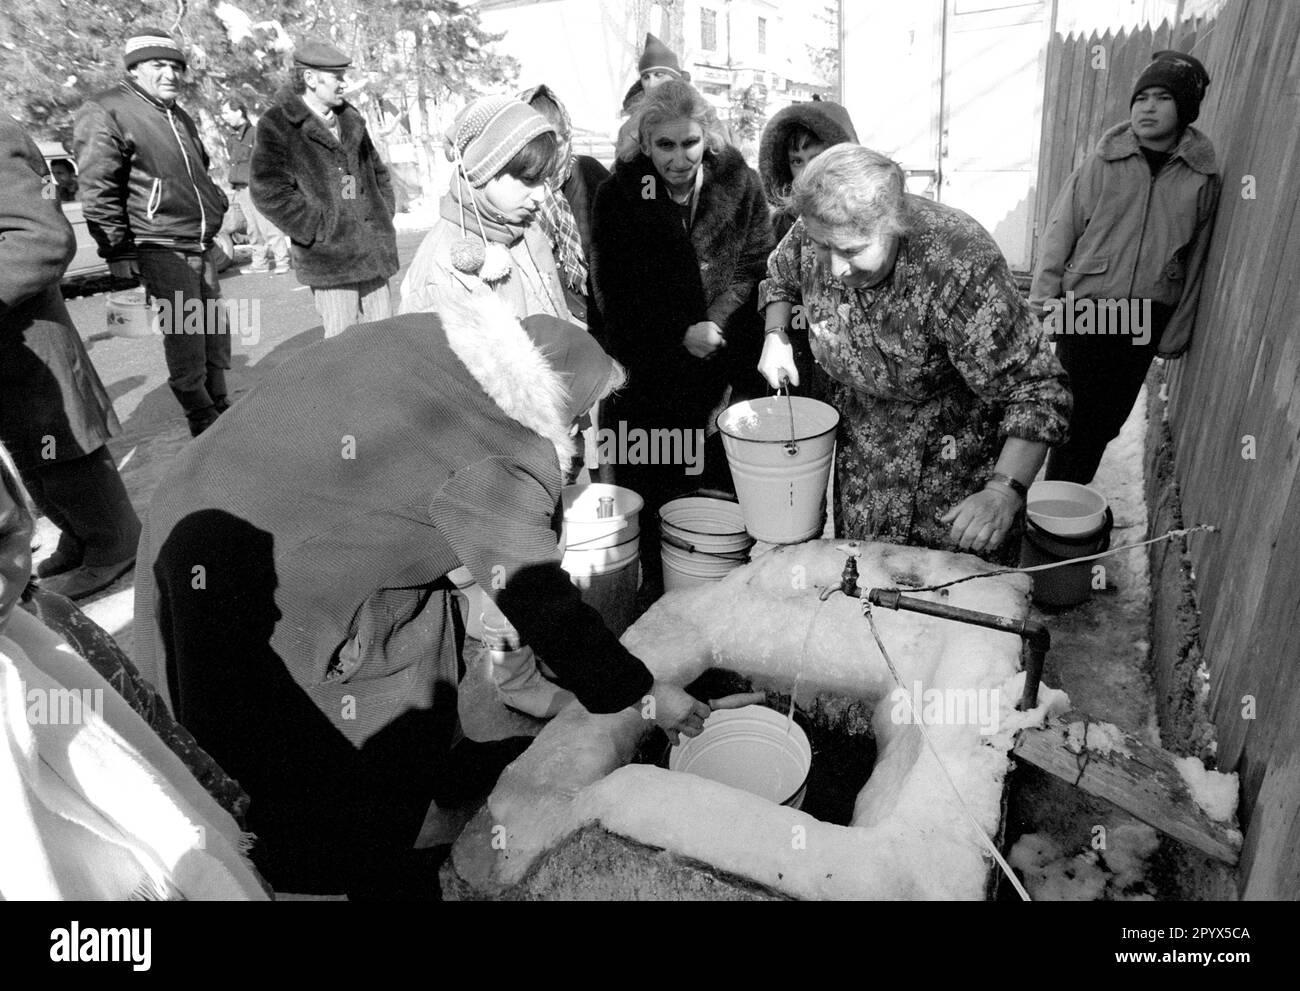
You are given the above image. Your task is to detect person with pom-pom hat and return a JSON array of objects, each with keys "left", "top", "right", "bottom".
[
  {"left": 400, "top": 95, "right": 579, "bottom": 720},
  {"left": 399, "top": 96, "right": 570, "bottom": 322}
]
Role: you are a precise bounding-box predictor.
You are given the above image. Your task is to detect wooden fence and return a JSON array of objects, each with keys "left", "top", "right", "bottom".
[
  {"left": 1162, "top": 0, "right": 1300, "bottom": 900},
  {"left": 1035, "top": 0, "right": 1300, "bottom": 898}
]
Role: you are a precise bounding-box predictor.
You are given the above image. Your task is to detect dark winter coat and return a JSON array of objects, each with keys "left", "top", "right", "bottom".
[
  {"left": 72, "top": 79, "right": 229, "bottom": 260},
  {"left": 590, "top": 145, "right": 774, "bottom": 429},
  {"left": 131, "top": 296, "right": 652, "bottom": 890},
  {"left": 561, "top": 154, "right": 610, "bottom": 324},
  {"left": 0, "top": 117, "right": 120, "bottom": 472},
  {"left": 224, "top": 119, "right": 255, "bottom": 187},
  {"left": 251, "top": 93, "right": 398, "bottom": 289},
  {"left": 758, "top": 100, "right": 859, "bottom": 244}
]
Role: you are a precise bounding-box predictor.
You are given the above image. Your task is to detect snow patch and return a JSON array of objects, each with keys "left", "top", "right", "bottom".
[
  {"left": 1010, "top": 821, "right": 1159, "bottom": 900},
  {"left": 1064, "top": 720, "right": 1134, "bottom": 759},
  {"left": 1174, "top": 755, "right": 1239, "bottom": 823}
]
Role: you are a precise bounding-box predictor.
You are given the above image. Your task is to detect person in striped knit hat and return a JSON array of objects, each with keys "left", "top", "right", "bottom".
[
  {"left": 400, "top": 95, "right": 581, "bottom": 719},
  {"left": 400, "top": 95, "right": 570, "bottom": 321}
]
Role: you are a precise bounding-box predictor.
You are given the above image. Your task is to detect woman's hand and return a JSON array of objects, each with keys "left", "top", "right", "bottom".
[
  {"left": 758, "top": 333, "right": 800, "bottom": 389},
  {"left": 683, "top": 321, "right": 726, "bottom": 359},
  {"left": 648, "top": 679, "right": 712, "bottom": 746},
  {"left": 940, "top": 485, "right": 1020, "bottom": 556}
]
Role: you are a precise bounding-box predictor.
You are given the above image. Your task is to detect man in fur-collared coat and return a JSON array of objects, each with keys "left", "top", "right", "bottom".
[
  {"left": 590, "top": 81, "right": 773, "bottom": 586},
  {"left": 251, "top": 40, "right": 398, "bottom": 337},
  {"left": 131, "top": 295, "right": 711, "bottom": 896}
]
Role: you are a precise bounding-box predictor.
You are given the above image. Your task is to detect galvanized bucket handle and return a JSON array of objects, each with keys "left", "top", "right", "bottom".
[{"left": 774, "top": 376, "right": 799, "bottom": 456}]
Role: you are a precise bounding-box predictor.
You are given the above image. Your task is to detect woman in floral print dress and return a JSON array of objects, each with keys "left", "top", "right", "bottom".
[{"left": 757, "top": 145, "right": 1071, "bottom": 566}]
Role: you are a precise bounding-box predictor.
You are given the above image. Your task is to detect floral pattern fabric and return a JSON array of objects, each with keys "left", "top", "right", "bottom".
[{"left": 758, "top": 196, "right": 1071, "bottom": 565}]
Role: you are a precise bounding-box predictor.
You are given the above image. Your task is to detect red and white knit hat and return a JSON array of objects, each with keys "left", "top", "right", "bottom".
[{"left": 445, "top": 96, "right": 555, "bottom": 187}]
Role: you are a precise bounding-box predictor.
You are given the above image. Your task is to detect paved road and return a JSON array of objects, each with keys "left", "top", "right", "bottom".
[{"left": 68, "top": 229, "right": 429, "bottom": 440}]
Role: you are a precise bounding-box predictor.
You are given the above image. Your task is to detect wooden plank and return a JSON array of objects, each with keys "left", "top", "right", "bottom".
[{"left": 1013, "top": 716, "right": 1242, "bottom": 864}]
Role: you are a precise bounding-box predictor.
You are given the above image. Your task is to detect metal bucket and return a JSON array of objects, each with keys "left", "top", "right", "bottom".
[
  {"left": 669, "top": 705, "right": 812, "bottom": 809},
  {"left": 561, "top": 483, "right": 643, "bottom": 635},
  {"left": 717, "top": 395, "right": 839, "bottom": 544},
  {"left": 659, "top": 495, "right": 752, "bottom": 592}
]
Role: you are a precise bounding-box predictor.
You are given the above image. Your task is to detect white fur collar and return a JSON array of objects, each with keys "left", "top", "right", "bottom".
[{"left": 437, "top": 293, "right": 577, "bottom": 466}]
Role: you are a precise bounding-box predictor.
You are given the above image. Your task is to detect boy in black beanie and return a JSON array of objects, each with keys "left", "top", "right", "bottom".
[{"left": 1031, "top": 51, "right": 1220, "bottom": 484}]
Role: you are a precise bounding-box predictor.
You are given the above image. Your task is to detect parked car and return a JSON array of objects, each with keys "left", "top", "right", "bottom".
[
  {"left": 38, "top": 140, "right": 108, "bottom": 287},
  {"left": 39, "top": 140, "right": 237, "bottom": 294}
]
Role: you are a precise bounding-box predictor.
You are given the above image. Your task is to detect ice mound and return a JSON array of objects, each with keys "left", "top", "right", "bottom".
[{"left": 449, "top": 540, "right": 1056, "bottom": 900}]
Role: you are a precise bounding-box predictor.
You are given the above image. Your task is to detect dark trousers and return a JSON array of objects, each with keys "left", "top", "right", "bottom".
[
  {"left": 137, "top": 247, "right": 231, "bottom": 419},
  {"left": 1045, "top": 307, "right": 1170, "bottom": 484},
  {"left": 23, "top": 445, "right": 140, "bottom": 566}
]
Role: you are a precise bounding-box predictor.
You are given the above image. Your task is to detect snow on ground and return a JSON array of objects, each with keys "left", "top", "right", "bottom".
[
  {"left": 1174, "top": 755, "right": 1239, "bottom": 824},
  {"left": 393, "top": 203, "right": 438, "bottom": 232},
  {"left": 1009, "top": 821, "right": 1160, "bottom": 901},
  {"left": 1004, "top": 382, "right": 1179, "bottom": 899}
]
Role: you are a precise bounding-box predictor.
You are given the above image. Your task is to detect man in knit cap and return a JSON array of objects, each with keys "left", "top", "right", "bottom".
[
  {"left": 616, "top": 33, "right": 693, "bottom": 150},
  {"left": 252, "top": 39, "right": 398, "bottom": 338},
  {"left": 1032, "top": 50, "right": 1219, "bottom": 483},
  {"left": 73, "top": 29, "right": 231, "bottom": 437}
]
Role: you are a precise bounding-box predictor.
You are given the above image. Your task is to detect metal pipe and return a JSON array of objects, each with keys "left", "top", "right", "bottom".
[
  {"left": 865, "top": 589, "right": 1049, "bottom": 712},
  {"left": 825, "top": 554, "right": 1049, "bottom": 710}
]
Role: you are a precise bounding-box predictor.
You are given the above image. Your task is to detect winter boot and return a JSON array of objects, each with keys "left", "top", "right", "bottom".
[{"left": 186, "top": 406, "right": 221, "bottom": 437}]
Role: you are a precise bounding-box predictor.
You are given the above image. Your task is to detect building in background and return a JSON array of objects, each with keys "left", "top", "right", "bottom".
[
  {"left": 841, "top": 0, "right": 1219, "bottom": 272},
  {"left": 470, "top": 0, "right": 833, "bottom": 161}
]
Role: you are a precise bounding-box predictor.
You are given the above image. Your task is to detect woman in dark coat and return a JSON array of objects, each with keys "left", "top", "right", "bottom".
[
  {"left": 590, "top": 80, "right": 773, "bottom": 586},
  {"left": 0, "top": 116, "right": 140, "bottom": 600},
  {"left": 131, "top": 295, "right": 710, "bottom": 896}
]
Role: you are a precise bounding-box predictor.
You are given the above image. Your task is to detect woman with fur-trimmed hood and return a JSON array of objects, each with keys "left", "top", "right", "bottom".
[
  {"left": 590, "top": 79, "right": 773, "bottom": 589},
  {"left": 758, "top": 98, "right": 859, "bottom": 245},
  {"left": 131, "top": 298, "right": 711, "bottom": 897}
]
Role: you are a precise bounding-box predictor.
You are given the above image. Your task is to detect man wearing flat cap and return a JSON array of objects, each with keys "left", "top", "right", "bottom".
[
  {"left": 73, "top": 29, "right": 232, "bottom": 437},
  {"left": 252, "top": 39, "right": 398, "bottom": 337}
]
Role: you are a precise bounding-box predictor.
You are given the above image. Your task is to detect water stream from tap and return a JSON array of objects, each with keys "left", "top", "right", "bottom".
[{"left": 789, "top": 595, "right": 834, "bottom": 737}]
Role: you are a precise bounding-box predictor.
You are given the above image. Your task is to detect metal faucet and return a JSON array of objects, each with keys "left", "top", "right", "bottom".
[{"left": 824, "top": 545, "right": 1049, "bottom": 711}]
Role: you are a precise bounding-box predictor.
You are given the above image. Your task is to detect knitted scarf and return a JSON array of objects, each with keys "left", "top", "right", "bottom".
[
  {"left": 439, "top": 173, "right": 528, "bottom": 247},
  {"left": 536, "top": 184, "right": 588, "bottom": 293}
]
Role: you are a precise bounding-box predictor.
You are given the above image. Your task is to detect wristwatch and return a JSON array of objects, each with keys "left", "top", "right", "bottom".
[{"left": 985, "top": 472, "right": 1028, "bottom": 500}]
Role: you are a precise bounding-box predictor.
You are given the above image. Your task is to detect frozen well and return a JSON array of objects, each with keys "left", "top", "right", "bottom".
[{"left": 443, "top": 540, "right": 1067, "bottom": 900}]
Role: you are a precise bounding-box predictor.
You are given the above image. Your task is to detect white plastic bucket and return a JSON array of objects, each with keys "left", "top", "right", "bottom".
[
  {"left": 106, "top": 288, "right": 159, "bottom": 338},
  {"left": 1025, "top": 481, "right": 1108, "bottom": 538},
  {"left": 669, "top": 705, "right": 812, "bottom": 809},
  {"left": 561, "top": 483, "right": 643, "bottom": 636},
  {"left": 717, "top": 396, "right": 839, "bottom": 544}
]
